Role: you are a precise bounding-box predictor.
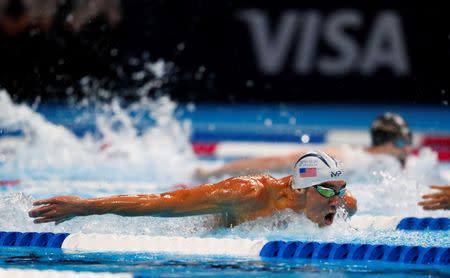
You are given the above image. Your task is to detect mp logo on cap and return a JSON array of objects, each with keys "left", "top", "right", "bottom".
[{"left": 331, "top": 171, "right": 342, "bottom": 177}]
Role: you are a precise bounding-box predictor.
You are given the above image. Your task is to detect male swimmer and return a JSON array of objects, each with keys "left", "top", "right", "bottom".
[
  {"left": 195, "top": 112, "right": 413, "bottom": 178},
  {"left": 29, "top": 150, "right": 357, "bottom": 227}
]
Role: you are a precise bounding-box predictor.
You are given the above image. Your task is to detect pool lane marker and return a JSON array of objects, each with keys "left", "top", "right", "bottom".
[
  {"left": 0, "top": 230, "right": 448, "bottom": 265},
  {"left": 260, "top": 241, "right": 449, "bottom": 265},
  {"left": 0, "top": 232, "right": 69, "bottom": 248},
  {"left": 396, "top": 217, "right": 450, "bottom": 231},
  {"left": 0, "top": 179, "right": 21, "bottom": 186}
]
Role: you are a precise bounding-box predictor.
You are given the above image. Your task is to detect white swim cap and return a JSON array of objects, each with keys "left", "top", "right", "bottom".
[{"left": 292, "top": 150, "right": 344, "bottom": 189}]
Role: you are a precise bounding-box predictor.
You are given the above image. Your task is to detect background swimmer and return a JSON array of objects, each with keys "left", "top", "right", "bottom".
[
  {"left": 28, "top": 150, "right": 357, "bottom": 228},
  {"left": 195, "top": 112, "right": 413, "bottom": 178}
]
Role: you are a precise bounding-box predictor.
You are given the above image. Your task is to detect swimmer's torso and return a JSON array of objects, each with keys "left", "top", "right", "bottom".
[{"left": 206, "top": 175, "right": 298, "bottom": 227}]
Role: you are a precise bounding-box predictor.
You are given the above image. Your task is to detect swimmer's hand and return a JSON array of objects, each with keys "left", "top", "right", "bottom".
[
  {"left": 28, "top": 196, "right": 88, "bottom": 224},
  {"left": 342, "top": 192, "right": 357, "bottom": 217},
  {"left": 418, "top": 185, "right": 450, "bottom": 210},
  {"left": 193, "top": 167, "right": 211, "bottom": 180}
]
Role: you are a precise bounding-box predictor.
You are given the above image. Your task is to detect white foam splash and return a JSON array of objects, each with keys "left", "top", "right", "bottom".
[
  {"left": 1, "top": 88, "right": 449, "bottom": 243},
  {"left": 210, "top": 209, "right": 449, "bottom": 247},
  {"left": 342, "top": 147, "right": 449, "bottom": 217},
  {"left": 1, "top": 191, "right": 448, "bottom": 248},
  {"left": 0, "top": 192, "right": 212, "bottom": 237},
  {"left": 0, "top": 90, "right": 196, "bottom": 185}
]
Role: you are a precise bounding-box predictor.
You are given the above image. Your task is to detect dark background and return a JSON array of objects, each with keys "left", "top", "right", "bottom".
[{"left": 0, "top": 0, "right": 449, "bottom": 104}]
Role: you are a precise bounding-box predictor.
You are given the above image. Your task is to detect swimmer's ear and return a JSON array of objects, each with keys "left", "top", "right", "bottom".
[
  {"left": 301, "top": 188, "right": 311, "bottom": 193},
  {"left": 296, "top": 188, "right": 308, "bottom": 197}
]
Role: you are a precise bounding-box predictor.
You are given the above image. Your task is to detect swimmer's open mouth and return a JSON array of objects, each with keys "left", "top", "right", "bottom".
[{"left": 324, "top": 212, "right": 335, "bottom": 225}]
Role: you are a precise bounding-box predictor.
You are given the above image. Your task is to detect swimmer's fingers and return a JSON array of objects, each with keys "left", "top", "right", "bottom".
[
  {"left": 28, "top": 204, "right": 55, "bottom": 218},
  {"left": 419, "top": 197, "right": 450, "bottom": 210},
  {"left": 421, "top": 192, "right": 444, "bottom": 199},
  {"left": 420, "top": 203, "right": 448, "bottom": 210},
  {"left": 33, "top": 216, "right": 57, "bottom": 224},
  {"left": 429, "top": 185, "right": 450, "bottom": 191},
  {"left": 418, "top": 198, "right": 443, "bottom": 205},
  {"left": 33, "top": 215, "right": 73, "bottom": 225},
  {"left": 32, "top": 197, "right": 63, "bottom": 206},
  {"left": 32, "top": 209, "right": 70, "bottom": 224}
]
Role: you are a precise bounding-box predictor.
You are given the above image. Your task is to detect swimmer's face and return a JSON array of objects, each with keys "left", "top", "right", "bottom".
[
  {"left": 303, "top": 180, "right": 346, "bottom": 227},
  {"left": 383, "top": 140, "right": 412, "bottom": 165}
]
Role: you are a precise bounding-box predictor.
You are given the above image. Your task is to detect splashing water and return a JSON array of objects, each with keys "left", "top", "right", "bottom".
[
  {"left": 0, "top": 90, "right": 196, "bottom": 184},
  {"left": 2, "top": 192, "right": 447, "bottom": 248},
  {"left": 341, "top": 146, "right": 449, "bottom": 217},
  {"left": 0, "top": 88, "right": 449, "bottom": 244}
]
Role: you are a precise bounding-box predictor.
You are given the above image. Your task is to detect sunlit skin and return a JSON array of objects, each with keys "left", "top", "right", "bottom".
[
  {"left": 418, "top": 185, "right": 450, "bottom": 210},
  {"left": 29, "top": 175, "right": 356, "bottom": 227}
]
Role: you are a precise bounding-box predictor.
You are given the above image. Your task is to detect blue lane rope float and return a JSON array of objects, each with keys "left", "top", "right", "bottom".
[
  {"left": 396, "top": 217, "right": 450, "bottom": 231},
  {"left": 0, "top": 231, "right": 448, "bottom": 265},
  {"left": 0, "top": 232, "right": 69, "bottom": 248},
  {"left": 260, "top": 241, "right": 449, "bottom": 265}
]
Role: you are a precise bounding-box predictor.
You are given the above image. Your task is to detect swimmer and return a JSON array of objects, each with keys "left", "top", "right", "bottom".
[
  {"left": 195, "top": 112, "right": 413, "bottom": 178},
  {"left": 29, "top": 150, "right": 357, "bottom": 227},
  {"left": 418, "top": 185, "right": 450, "bottom": 210}
]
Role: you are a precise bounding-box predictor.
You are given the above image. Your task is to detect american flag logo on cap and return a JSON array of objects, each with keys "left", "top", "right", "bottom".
[{"left": 299, "top": 167, "right": 317, "bottom": 178}]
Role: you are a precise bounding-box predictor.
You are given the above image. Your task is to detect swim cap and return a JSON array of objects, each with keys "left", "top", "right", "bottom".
[
  {"left": 370, "top": 112, "right": 412, "bottom": 146},
  {"left": 292, "top": 150, "right": 344, "bottom": 189}
]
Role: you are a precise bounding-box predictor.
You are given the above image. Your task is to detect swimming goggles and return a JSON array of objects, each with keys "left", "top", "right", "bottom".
[
  {"left": 314, "top": 185, "right": 346, "bottom": 198},
  {"left": 393, "top": 137, "right": 411, "bottom": 148},
  {"left": 393, "top": 130, "right": 412, "bottom": 148}
]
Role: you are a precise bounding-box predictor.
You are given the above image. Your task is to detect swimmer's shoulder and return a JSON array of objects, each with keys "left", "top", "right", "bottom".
[
  {"left": 244, "top": 174, "right": 290, "bottom": 189},
  {"left": 222, "top": 174, "right": 276, "bottom": 190}
]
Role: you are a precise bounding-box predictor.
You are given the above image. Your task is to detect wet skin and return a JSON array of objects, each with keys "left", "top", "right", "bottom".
[
  {"left": 418, "top": 185, "right": 450, "bottom": 210},
  {"left": 302, "top": 180, "right": 347, "bottom": 226},
  {"left": 29, "top": 175, "right": 356, "bottom": 227}
]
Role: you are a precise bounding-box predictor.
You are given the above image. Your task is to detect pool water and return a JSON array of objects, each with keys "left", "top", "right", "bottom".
[
  {"left": 0, "top": 247, "right": 448, "bottom": 277},
  {"left": 0, "top": 91, "right": 449, "bottom": 276}
]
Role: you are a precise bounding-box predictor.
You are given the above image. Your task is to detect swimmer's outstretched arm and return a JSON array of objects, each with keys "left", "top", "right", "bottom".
[
  {"left": 196, "top": 153, "right": 302, "bottom": 178},
  {"left": 196, "top": 148, "right": 343, "bottom": 178},
  {"left": 28, "top": 177, "right": 265, "bottom": 224}
]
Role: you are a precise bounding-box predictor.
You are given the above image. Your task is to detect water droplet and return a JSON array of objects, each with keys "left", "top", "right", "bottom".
[
  {"left": 301, "top": 134, "right": 310, "bottom": 143},
  {"left": 132, "top": 71, "right": 146, "bottom": 81},
  {"left": 177, "top": 42, "right": 186, "bottom": 51},
  {"left": 194, "top": 72, "right": 203, "bottom": 80},
  {"left": 128, "top": 57, "right": 140, "bottom": 66},
  {"left": 186, "top": 103, "right": 196, "bottom": 112},
  {"left": 289, "top": 117, "right": 296, "bottom": 125}
]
